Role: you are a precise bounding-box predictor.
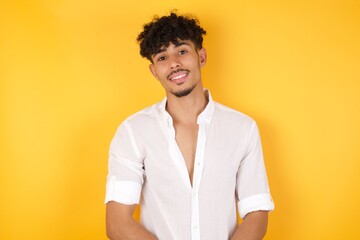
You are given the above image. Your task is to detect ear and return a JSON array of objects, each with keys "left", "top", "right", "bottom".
[
  {"left": 149, "top": 64, "right": 159, "bottom": 80},
  {"left": 198, "top": 48, "right": 207, "bottom": 67}
]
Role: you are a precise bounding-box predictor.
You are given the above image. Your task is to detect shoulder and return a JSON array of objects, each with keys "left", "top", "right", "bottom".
[
  {"left": 120, "top": 101, "right": 163, "bottom": 129},
  {"left": 213, "top": 101, "right": 256, "bottom": 127}
]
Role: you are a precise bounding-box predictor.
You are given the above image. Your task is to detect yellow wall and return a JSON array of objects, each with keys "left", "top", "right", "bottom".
[{"left": 1, "top": 0, "right": 359, "bottom": 239}]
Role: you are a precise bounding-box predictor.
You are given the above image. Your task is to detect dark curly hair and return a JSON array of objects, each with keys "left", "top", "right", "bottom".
[{"left": 137, "top": 12, "right": 206, "bottom": 62}]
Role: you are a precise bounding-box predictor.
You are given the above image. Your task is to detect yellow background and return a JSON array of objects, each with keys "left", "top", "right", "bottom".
[{"left": 1, "top": 0, "right": 359, "bottom": 239}]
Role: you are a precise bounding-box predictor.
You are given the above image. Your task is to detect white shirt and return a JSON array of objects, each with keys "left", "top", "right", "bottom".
[{"left": 105, "top": 91, "right": 274, "bottom": 240}]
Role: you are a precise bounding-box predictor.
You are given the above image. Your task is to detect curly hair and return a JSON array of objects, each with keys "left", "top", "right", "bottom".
[{"left": 137, "top": 12, "right": 206, "bottom": 62}]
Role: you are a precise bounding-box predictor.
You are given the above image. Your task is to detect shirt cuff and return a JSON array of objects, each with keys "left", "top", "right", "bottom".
[
  {"left": 237, "top": 193, "right": 275, "bottom": 219},
  {"left": 104, "top": 177, "right": 142, "bottom": 205}
]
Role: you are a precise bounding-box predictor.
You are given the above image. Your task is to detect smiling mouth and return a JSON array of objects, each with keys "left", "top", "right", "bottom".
[
  {"left": 167, "top": 70, "right": 190, "bottom": 81},
  {"left": 171, "top": 73, "right": 188, "bottom": 80}
]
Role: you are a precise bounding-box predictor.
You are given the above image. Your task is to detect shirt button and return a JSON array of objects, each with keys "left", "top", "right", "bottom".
[{"left": 193, "top": 225, "right": 199, "bottom": 230}]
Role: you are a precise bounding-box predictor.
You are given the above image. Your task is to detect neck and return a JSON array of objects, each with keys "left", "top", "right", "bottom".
[{"left": 166, "top": 85, "right": 208, "bottom": 124}]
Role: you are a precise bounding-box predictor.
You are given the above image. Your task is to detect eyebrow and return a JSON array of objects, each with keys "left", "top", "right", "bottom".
[
  {"left": 174, "top": 41, "right": 190, "bottom": 47},
  {"left": 152, "top": 41, "right": 191, "bottom": 57}
]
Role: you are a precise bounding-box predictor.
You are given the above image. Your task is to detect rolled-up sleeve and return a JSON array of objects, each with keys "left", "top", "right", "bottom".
[
  {"left": 236, "top": 121, "right": 275, "bottom": 219},
  {"left": 104, "top": 121, "right": 145, "bottom": 205}
]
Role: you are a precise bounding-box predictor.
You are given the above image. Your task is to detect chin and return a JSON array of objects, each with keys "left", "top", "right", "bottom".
[{"left": 172, "top": 85, "right": 196, "bottom": 98}]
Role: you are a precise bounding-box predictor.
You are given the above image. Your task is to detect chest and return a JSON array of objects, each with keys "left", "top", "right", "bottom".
[
  {"left": 140, "top": 119, "right": 246, "bottom": 189},
  {"left": 173, "top": 122, "right": 199, "bottom": 184}
]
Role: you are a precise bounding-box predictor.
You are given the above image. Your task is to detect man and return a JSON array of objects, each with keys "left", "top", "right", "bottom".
[{"left": 105, "top": 12, "right": 274, "bottom": 240}]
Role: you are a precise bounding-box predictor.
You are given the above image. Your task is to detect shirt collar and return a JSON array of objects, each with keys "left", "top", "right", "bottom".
[{"left": 158, "top": 89, "right": 215, "bottom": 126}]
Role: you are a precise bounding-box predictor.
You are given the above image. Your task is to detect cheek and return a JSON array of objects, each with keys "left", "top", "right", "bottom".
[
  {"left": 158, "top": 69, "right": 168, "bottom": 79},
  {"left": 153, "top": 66, "right": 165, "bottom": 78}
]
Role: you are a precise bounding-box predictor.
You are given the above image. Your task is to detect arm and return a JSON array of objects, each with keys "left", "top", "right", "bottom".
[
  {"left": 106, "top": 201, "right": 157, "bottom": 240},
  {"left": 231, "top": 211, "right": 268, "bottom": 240}
]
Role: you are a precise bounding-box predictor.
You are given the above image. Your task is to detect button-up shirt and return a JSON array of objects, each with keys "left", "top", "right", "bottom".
[{"left": 105, "top": 91, "right": 274, "bottom": 240}]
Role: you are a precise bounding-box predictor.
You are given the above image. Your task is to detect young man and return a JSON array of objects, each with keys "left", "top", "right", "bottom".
[{"left": 105, "top": 13, "right": 274, "bottom": 240}]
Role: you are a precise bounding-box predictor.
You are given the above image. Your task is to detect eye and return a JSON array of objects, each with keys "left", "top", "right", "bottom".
[
  {"left": 157, "top": 56, "right": 166, "bottom": 62},
  {"left": 179, "top": 49, "right": 188, "bottom": 55}
]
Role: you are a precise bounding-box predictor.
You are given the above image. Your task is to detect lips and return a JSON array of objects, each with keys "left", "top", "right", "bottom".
[{"left": 168, "top": 70, "right": 190, "bottom": 84}]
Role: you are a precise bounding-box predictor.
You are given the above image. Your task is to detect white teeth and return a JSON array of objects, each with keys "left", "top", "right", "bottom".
[{"left": 171, "top": 73, "right": 187, "bottom": 80}]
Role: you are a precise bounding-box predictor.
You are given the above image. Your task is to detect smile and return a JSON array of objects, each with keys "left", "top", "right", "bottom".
[
  {"left": 168, "top": 70, "right": 190, "bottom": 82},
  {"left": 171, "top": 73, "right": 187, "bottom": 80}
]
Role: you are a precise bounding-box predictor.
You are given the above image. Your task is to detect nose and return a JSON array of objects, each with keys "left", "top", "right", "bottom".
[{"left": 169, "top": 55, "right": 181, "bottom": 69}]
